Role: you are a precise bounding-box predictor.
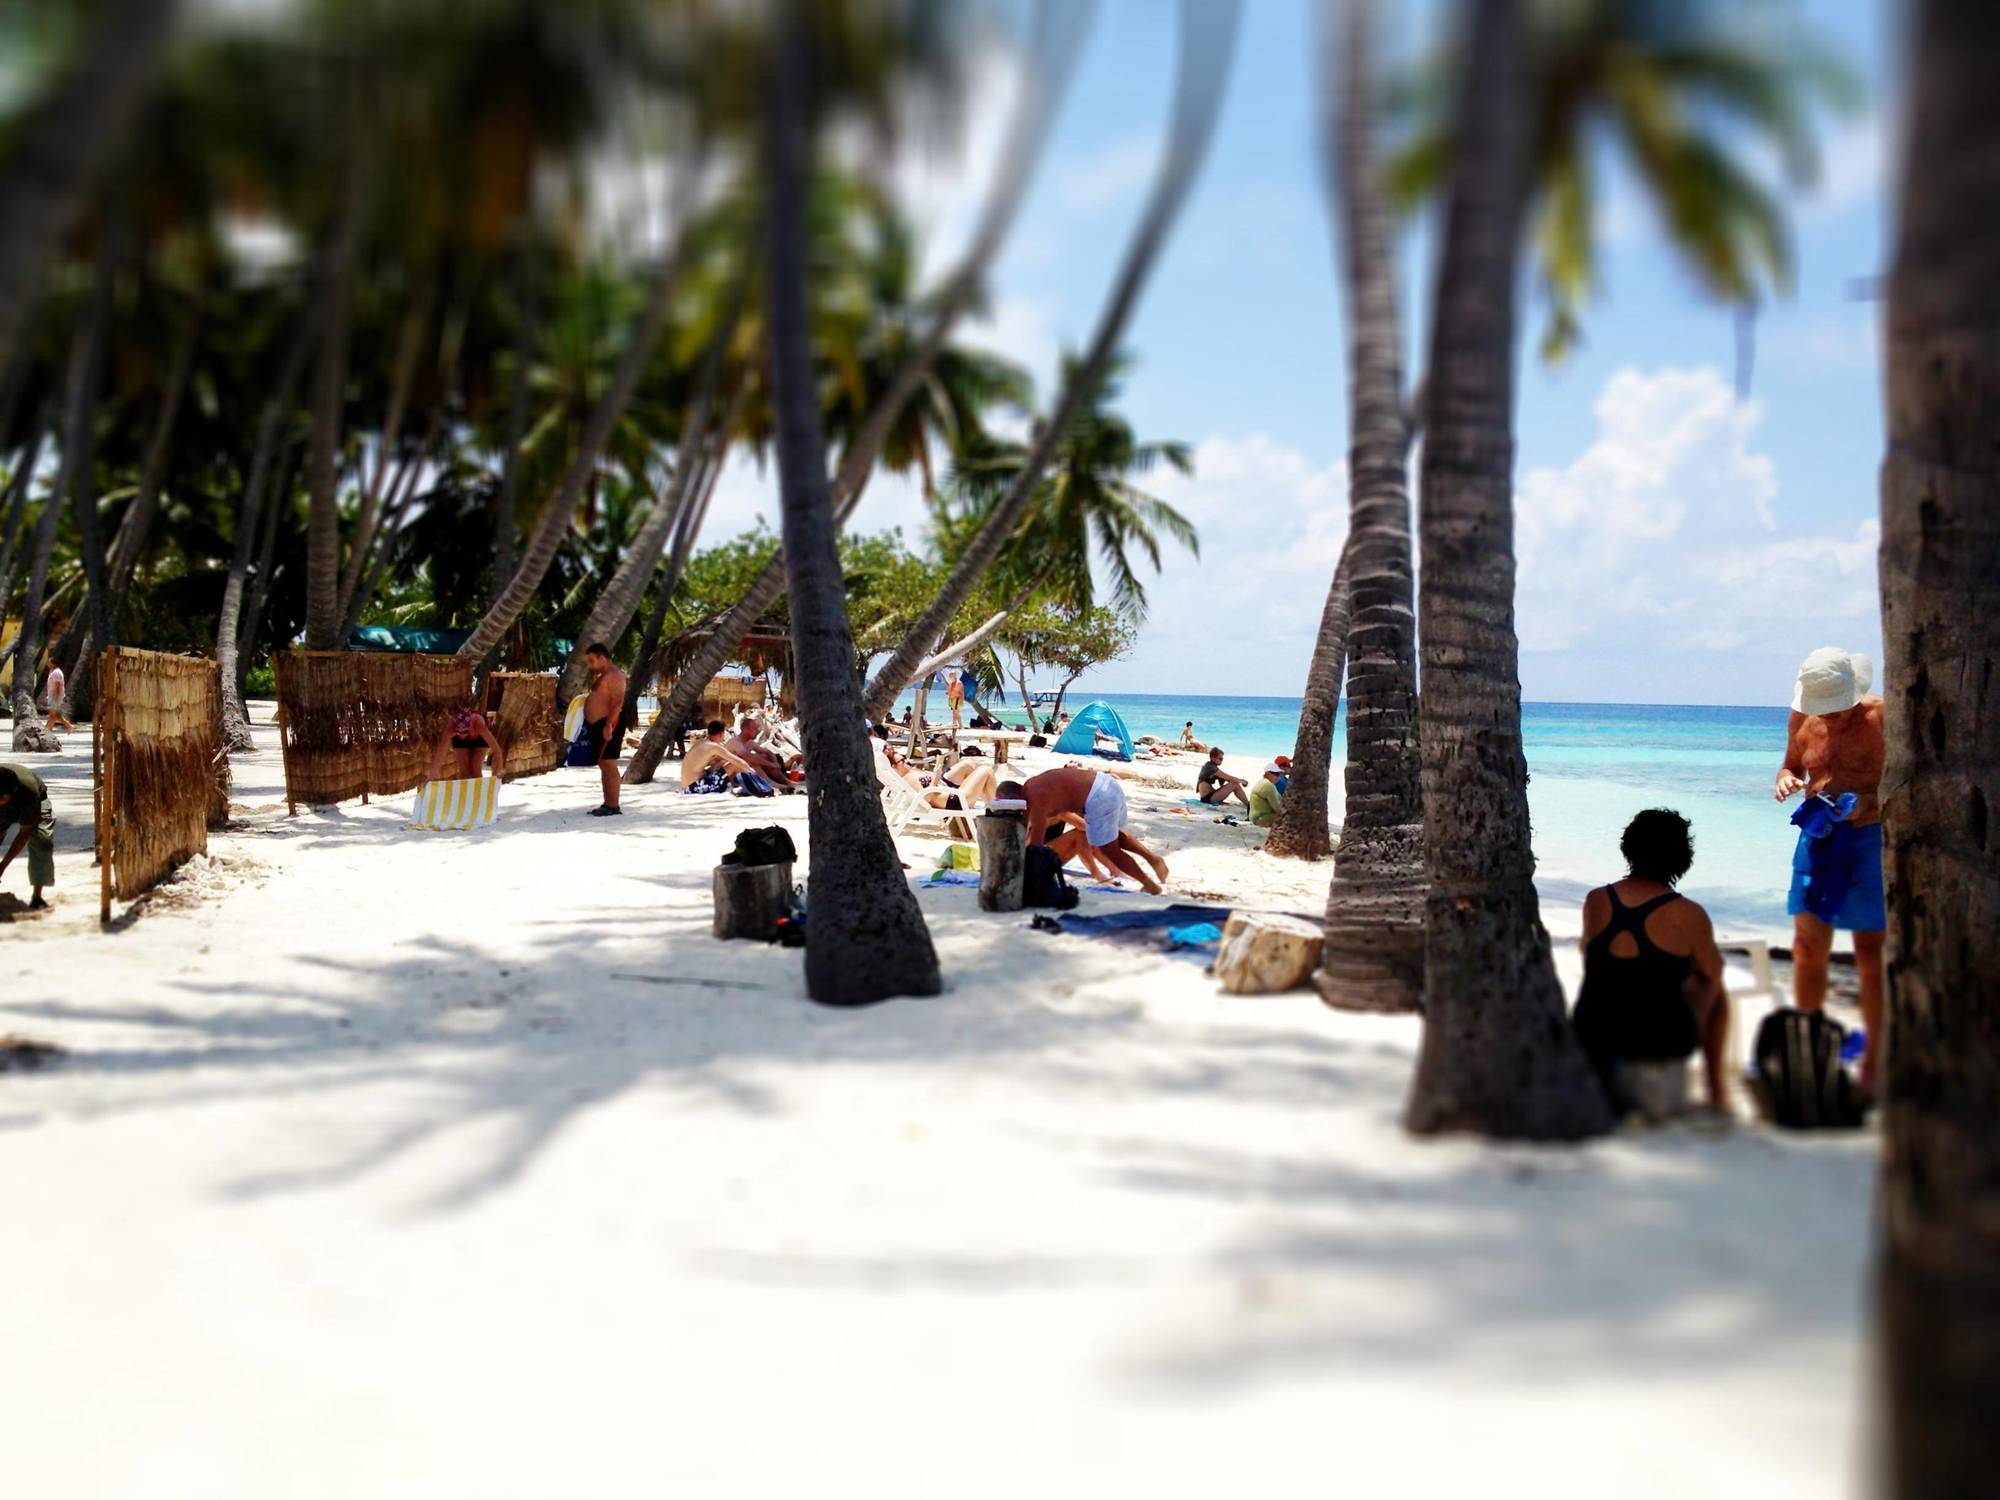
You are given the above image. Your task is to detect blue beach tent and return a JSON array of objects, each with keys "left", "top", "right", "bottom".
[{"left": 1052, "top": 701, "right": 1135, "bottom": 761}]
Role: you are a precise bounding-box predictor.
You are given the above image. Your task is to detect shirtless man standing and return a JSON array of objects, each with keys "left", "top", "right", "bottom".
[
  {"left": 582, "top": 642, "right": 627, "bottom": 816},
  {"left": 1774, "top": 647, "right": 1885, "bottom": 1090},
  {"left": 1001, "top": 766, "right": 1169, "bottom": 895}
]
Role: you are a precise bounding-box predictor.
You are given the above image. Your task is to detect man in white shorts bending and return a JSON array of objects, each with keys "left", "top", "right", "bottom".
[{"left": 1003, "top": 766, "right": 1169, "bottom": 895}]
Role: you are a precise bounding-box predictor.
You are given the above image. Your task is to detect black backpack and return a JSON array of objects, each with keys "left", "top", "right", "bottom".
[
  {"left": 1752, "top": 1008, "right": 1869, "bottom": 1129},
  {"left": 1021, "top": 844, "right": 1079, "bottom": 911},
  {"left": 722, "top": 825, "right": 797, "bottom": 868}
]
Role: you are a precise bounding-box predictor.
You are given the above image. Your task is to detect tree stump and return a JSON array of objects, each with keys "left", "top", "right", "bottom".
[
  {"left": 974, "top": 812, "right": 1026, "bottom": 912},
  {"left": 713, "top": 860, "right": 795, "bottom": 940},
  {"left": 1214, "top": 911, "right": 1324, "bottom": 994}
]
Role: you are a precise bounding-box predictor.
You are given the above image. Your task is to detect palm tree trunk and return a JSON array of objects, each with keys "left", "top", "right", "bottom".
[
  {"left": 902, "top": 574, "right": 1045, "bottom": 693},
  {"left": 455, "top": 182, "right": 699, "bottom": 668},
  {"left": 10, "top": 308, "right": 105, "bottom": 749},
  {"left": 0, "top": 406, "right": 51, "bottom": 617},
  {"left": 764, "top": 3, "right": 940, "bottom": 1006},
  {"left": 1875, "top": 2, "right": 2000, "bottom": 1488},
  {"left": 1400, "top": 0, "right": 1610, "bottom": 1141},
  {"left": 622, "top": 449, "right": 725, "bottom": 736},
  {"left": 0, "top": 0, "right": 177, "bottom": 371},
  {"left": 859, "top": 0, "right": 1240, "bottom": 723},
  {"left": 239, "top": 441, "right": 299, "bottom": 700},
  {"left": 68, "top": 229, "right": 120, "bottom": 713},
  {"left": 344, "top": 412, "right": 438, "bottom": 635},
  {"left": 1316, "top": 0, "right": 1427, "bottom": 1011},
  {"left": 1265, "top": 543, "right": 1351, "bottom": 861},
  {"left": 302, "top": 107, "right": 371, "bottom": 651},
  {"left": 337, "top": 280, "right": 433, "bottom": 621},
  {"left": 491, "top": 248, "right": 538, "bottom": 598},
  {"left": 558, "top": 287, "right": 745, "bottom": 703},
  {"left": 218, "top": 318, "right": 315, "bottom": 750},
  {"left": 621, "top": 9, "right": 1086, "bottom": 784}
]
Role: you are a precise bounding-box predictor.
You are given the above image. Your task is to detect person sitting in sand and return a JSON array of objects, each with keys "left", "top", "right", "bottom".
[
  {"left": 1570, "top": 808, "right": 1730, "bottom": 1117},
  {"left": 0, "top": 762, "right": 56, "bottom": 911},
  {"left": 1248, "top": 761, "right": 1285, "bottom": 827},
  {"left": 682, "top": 720, "right": 761, "bottom": 791},
  {"left": 1001, "top": 766, "right": 1169, "bottom": 895},
  {"left": 420, "top": 705, "right": 505, "bottom": 787},
  {"left": 728, "top": 714, "right": 799, "bottom": 789},
  {"left": 1196, "top": 747, "right": 1250, "bottom": 808},
  {"left": 41, "top": 664, "right": 75, "bottom": 735}
]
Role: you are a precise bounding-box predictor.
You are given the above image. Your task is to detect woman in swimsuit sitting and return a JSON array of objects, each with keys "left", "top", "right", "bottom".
[
  {"left": 1571, "top": 808, "right": 1730, "bottom": 1116},
  {"left": 422, "top": 704, "right": 505, "bottom": 787}
]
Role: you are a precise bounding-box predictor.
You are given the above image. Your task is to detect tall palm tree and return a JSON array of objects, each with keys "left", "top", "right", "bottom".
[
  {"left": 1303, "top": 0, "right": 1425, "bottom": 1015},
  {"left": 857, "top": 0, "right": 1239, "bottom": 723},
  {"left": 1874, "top": 1, "right": 2000, "bottom": 1488},
  {"left": 621, "top": 0, "right": 1090, "bottom": 785},
  {"left": 763, "top": 1, "right": 939, "bottom": 1006},
  {"left": 1399, "top": 0, "right": 1611, "bottom": 1141}
]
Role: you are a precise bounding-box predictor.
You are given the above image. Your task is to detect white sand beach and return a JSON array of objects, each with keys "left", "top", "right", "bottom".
[{"left": 4, "top": 711, "right": 1878, "bottom": 1498}]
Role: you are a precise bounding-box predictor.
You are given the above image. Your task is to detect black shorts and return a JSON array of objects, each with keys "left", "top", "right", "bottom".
[{"left": 587, "top": 718, "right": 621, "bottom": 764}]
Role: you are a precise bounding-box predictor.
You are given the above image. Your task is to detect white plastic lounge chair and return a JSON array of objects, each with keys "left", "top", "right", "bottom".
[{"left": 874, "top": 745, "right": 977, "bottom": 838}]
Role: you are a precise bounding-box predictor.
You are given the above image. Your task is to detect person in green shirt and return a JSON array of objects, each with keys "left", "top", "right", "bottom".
[
  {"left": 0, "top": 762, "right": 55, "bottom": 909},
  {"left": 1248, "top": 760, "right": 1286, "bottom": 828}
]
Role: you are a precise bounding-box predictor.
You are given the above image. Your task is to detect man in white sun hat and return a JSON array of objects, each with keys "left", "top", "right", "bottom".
[{"left": 1774, "top": 646, "right": 1885, "bottom": 1091}]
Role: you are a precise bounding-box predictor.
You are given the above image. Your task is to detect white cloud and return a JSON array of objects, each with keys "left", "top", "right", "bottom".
[
  {"left": 1514, "top": 364, "right": 1879, "bottom": 687},
  {"left": 1054, "top": 136, "right": 1159, "bottom": 211}
]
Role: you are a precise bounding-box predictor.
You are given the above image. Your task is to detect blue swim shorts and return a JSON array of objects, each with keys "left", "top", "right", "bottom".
[{"left": 1788, "top": 819, "right": 1885, "bottom": 932}]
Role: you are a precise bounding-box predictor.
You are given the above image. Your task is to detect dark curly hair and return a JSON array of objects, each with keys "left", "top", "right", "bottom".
[{"left": 1620, "top": 807, "right": 1694, "bottom": 886}]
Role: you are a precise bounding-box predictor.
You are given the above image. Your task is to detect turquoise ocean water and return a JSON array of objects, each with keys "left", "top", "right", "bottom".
[{"left": 946, "top": 691, "right": 1801, "bottom": 941}]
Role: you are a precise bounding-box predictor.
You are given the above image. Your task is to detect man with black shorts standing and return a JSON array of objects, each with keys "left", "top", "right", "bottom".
[{"left": 581, "top": 642, "right": 627, "bottom": 817}]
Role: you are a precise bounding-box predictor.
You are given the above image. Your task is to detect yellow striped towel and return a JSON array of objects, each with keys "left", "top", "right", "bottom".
[
  {"left": 409, "top": 776, "right": 499, "bottom": 830},
  {"left": 562, "top": 693, "right": 589, "bottom": 744}
]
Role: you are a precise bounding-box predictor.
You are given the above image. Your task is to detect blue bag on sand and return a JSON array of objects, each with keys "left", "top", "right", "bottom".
[{"left": 732, "top": 770, "right": 776, "bottom": 798}]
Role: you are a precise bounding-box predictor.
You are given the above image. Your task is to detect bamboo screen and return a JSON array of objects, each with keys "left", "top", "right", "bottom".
[
  {"left": 95, "top": 648, "right": 226, "bottom": 914},
  {"left": 272, "top": 650, "right": 475, "bottom": 811},
  {"left": 482, "top": 671, "right": 561, "bottom": 779}
]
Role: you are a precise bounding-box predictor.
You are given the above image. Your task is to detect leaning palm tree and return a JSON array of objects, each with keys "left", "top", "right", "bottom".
[
  {"left": 1874, "top": 1, "right": 2000, "bottom": 1488},
  {"left": 1263, "top": 541, "right": 1352, "bottom": 862},
  {"left": 863, "top": 352, "right": 1196, "bottom": 721},
  {"left": 856, "top": 0, "right": 1239, "bottom": 721},
  {"left": 762, "top": 1, "right": 939, "bottom": 1006},
  {"left": 1399, "top": 0, "right": 1611, "bottom": 1141}
]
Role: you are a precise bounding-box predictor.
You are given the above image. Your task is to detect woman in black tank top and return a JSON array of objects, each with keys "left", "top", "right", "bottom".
[{"left": 1570, "top": 808, "right": 1730, "bottom": 1112}]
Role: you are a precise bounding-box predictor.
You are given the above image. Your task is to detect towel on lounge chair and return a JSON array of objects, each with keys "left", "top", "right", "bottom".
[{"left": 410, "top": 777, "right": 498, "bottom": 830}]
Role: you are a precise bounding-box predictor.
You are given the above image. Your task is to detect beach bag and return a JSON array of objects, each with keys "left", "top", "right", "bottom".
[
  {"left": 1752, "top": 1008, "right": 1869, "bottom": 1129},
  {"left": 722, "top": 825, "right": 796, "bottom": 869},
  {"left": 732, "top": 769, "right": 776, "bottom": 798},
  {"left": 1021, "top": 844, "right": 1078, "bottom": 911}
]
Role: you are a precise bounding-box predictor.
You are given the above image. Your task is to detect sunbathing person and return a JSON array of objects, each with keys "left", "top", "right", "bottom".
[
  {"left": 1196, "top": 747, "right": 1250, "bottom": 808},
  {"left": 682, "top": 720, "right": 761, "bottom": 789},
  {"left": 1571, "top": 808, "right": 1730, "bottom": 1116},
  {"left": 728, "top": 715, "right": 799, "bottom": 788},
  {"left": 421, "top": 705, "right": 505, "bottom": 786},
  {"left": 1001, "top": 766, "right": 1168, "bottom": 895}
]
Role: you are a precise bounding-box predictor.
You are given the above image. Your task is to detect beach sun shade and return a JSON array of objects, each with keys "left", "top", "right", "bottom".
[{"left": 1052, "top": 701, "right": 1136, "bottom": 761}]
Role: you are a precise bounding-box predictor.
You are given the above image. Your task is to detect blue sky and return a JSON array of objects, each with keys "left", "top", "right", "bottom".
[{"left": 704, "top": 0, "right": 1897, "bottom": 707}]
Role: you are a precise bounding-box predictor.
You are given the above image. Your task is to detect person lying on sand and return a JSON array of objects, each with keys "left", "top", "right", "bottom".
[
  {"left": 1571, "top": 808, "right": 1729, "bottom": 1117},
  {"left": 1001, "top": 766, "right": 1169, "bottom": 895},
  {"left": 0, "top": 763, "right": 55, "bottom": 910},
  {"left": 1196, "top": 747, "right": 1250, "bottom": 808},
  {"left": 421, "top": 705, "right": 505, "bottom": 787},
  {"left": 682, "top": 721, "right": 759, "bottom": 789}
]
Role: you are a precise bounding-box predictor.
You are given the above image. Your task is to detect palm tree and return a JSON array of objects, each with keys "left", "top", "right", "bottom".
[
  {"left": 1263, "top": 542, "right": 1351, "bottom": 862},
  {"left": 857, "top": 0, "right": 1239, "bottom": 723},
  {"left": 621, "top": 0, "right": 1090, "bottom": 785},
  {"left": 762, "top": 2, "right": 939, "bottom": 1006},
  {"left": 864, "top": 352, "right": 1196, "bottom": 721},
  {"left": 1399, "top": 0, "right": 1611, "bottom": 1141},
  {"left": 1874, "top": 2, "right": 2000, "bottom": 1487}
]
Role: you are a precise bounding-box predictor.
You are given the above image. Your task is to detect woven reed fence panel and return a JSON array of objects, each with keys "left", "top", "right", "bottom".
[
  {"left": 274, "top": 651, "right": 474, "bottom": 809},
  {"left": 483, "top": 672, "right": 560, "bottom": 779},
  {"left": 98, "top": 648, "right": 225, "bottom": 904}
]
